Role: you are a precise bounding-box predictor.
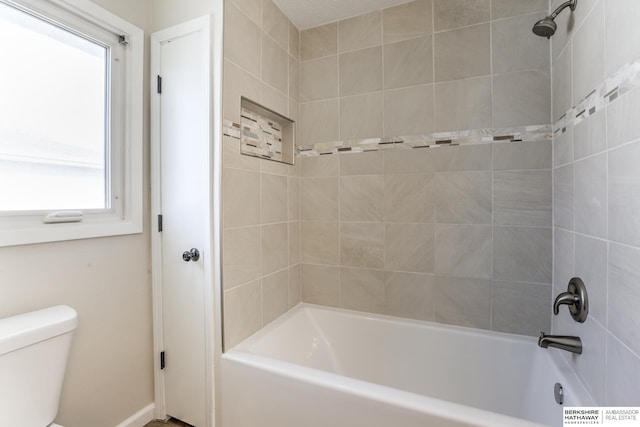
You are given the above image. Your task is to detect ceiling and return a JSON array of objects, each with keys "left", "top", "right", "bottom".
[{"left": 273, "top": 0, "right": 413, "bottom": 29}]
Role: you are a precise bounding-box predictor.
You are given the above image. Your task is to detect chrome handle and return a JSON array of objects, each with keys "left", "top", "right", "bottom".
[
  {"left": 182, "top": 248, "right": 200, "bottom": 262},
  {"left": 553, "top": 277, "right": 588, "bottom": 323}
]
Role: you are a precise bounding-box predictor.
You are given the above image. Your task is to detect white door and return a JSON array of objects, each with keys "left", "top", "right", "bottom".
[{"left": 153, "top": 19, "right": 211, "bottom": 427}]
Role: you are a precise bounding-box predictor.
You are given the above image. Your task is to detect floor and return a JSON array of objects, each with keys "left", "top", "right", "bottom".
[{"left": 144, "top": 418, "right": 192, "bottom": 427}]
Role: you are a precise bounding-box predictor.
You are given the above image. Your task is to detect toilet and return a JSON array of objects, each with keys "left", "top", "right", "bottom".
[{"left": 0, "top": 305, "right": 78, "bottom": 427}]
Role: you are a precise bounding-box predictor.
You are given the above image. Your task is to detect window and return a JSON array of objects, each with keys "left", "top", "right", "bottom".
[{"left": 0, "top": 0, "right": 143, "bottom": 246}]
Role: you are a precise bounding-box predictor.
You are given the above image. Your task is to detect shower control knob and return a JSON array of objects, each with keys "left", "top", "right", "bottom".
[{"left": 182, "top": 248, "right": 200, "bottom": 262}]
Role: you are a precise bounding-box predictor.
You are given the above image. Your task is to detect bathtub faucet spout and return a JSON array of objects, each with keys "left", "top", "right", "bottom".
[{"left": 538, "top": 332, "right": 582, "bottom": 354}]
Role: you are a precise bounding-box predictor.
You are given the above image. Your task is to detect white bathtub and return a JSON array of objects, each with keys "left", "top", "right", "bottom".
[{"left": 221, "top": 304, "right": 595, "bottom": 427}]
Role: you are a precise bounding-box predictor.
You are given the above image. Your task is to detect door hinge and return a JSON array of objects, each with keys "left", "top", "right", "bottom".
[
  {"left": 157, "top": 75, "right": 162, "bottom": 94},
  {"left": 157, "top": 214, "right": 163, "bottom": 232},
  {"left": 160, "top": 351, "right": 165, "bottom": 369}
]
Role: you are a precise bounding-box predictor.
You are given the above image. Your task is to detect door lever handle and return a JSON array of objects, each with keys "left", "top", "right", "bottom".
[{"left": 182, "top": 248, "right": 200, "bottom": 262}]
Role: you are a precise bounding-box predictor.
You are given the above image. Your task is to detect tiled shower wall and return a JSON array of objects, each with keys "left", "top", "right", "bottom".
[
  {"left": 550, "top": 0, "right": 640, "bottom": 406},
  {"left": 297, "top": 0, "right": 553, "bottom": 336},
  {"left": 222, "top": 0, "right": 301, "bottom": 349},
  {"left": 298, "top": 0, "right": 550, "bottom": 143},
  {"left": 299, "top": 141, "right": 552, "bottom": 335}
]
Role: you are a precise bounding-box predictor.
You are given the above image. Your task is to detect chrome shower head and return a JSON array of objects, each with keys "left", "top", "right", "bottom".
[
  {"left": 532, "top": 17, "right": 557, "bottom": 38},
  {"left": 532, "top": 0, "right": 577, "bottom": 38}
]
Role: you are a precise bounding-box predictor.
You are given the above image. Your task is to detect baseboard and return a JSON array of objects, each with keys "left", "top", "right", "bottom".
[{"left": 114, "top": 403, "right": 155, "bottom": 427}]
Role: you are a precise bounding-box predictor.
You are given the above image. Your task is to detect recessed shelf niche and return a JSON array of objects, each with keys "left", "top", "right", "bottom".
[{"left": 240, "top": 97, "right": 295, "bottom": 165}]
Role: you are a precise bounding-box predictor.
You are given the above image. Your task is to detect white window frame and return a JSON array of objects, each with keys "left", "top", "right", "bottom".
[{"left": 0, "top": 0, "right": 144, "bottom": 247}]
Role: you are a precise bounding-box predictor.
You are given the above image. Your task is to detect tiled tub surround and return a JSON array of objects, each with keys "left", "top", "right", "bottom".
[
  {"left": 550, "top": 0, "right": 640, "bottom": 406},
  {"left": 222, "top": 135, "right": 301, "bottom": 349},
  {"left": 298, "top": 139, "right": 553, "bottom": 337},
  {"left": 298, "top": 0, "right": 551, "bottom": 146},
  {"left": 222, "top": 0, "right": 302, "bottom": 350}
]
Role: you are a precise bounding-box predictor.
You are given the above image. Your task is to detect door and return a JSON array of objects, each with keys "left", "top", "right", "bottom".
[{"left": 153, "top": 19, "right": 210, "bottom": 427}]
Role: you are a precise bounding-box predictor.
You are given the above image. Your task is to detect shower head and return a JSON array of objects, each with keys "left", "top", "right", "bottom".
[
  {"left": 532, "top": 17, "right": 557, "bottom": 38},
  {"left": 532, "top": 0, "right": 577, "bottom": 38}
]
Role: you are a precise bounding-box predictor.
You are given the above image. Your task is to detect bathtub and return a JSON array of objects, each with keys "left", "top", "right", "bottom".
[{"left": 221, "top": 304, "right": 595, "bottom": 427}]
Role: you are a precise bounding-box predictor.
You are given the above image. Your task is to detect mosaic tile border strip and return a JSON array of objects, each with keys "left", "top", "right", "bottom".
[
  {"left": 224, "top": 120, "right": 552, "bottom": 157},
  {"left": 240, "top": 107, "right": 284, "bottom": 161},
  {"left": 554, "top": 59, "right": 640, "bottom": 135}
]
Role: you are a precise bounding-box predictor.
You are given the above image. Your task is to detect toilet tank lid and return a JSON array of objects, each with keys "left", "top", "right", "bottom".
[{"left": 0, "top": 305, "right": 78, "bottom": 356}]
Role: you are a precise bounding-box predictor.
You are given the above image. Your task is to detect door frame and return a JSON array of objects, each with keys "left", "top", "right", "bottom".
[{"left": 150, "top": 15, "right": 220, "bottom": 426}]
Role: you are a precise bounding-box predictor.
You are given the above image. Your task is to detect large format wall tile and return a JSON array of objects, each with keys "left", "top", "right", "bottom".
[
  {"left": 574, "top": 152, "right": 607, "bottom": 239},
  {"left": 384, "top": 148, "right": 436, "bottom": 174},
  {"left": 553, "top": 228, "right": 574, "bottom": 295},
  {"left": 434, "top": 23, "right": 490, "bottom": 82},
  {"left": 382, "top": 0, "right": 433, "bottom": 44},
  {"left": 223, "top": 226, "right": 261, "bottom": 289},
  {"left": 552, "top": 47, "right": 572, "bottom": 122},
  {"left": 385, "top": 223, "right": 435, "bottom": 273},
  {"left": 492, "top": 140, "right": 551, "bottom": 171},
  {"left": 493, "top": 170, "right": 552, "bottom": 226},
  {"left": 340, "top": 175, "right": 384, "bottom": 221},
  {"left": 493, "top": 69, "right": 550, "bottom": 127},
  {"left": 574, "top": 109, "right": 606, "bottom": 160},
  {"left": 493, "top": 226, "right": 552, "bottom": 284},
  {"left": 434, "top": 76, "right": 492, "bottom": 132},
  {"left": 301, "top": 221, "right": 339, "bottom": 265},
  {"left": 261, "top": 173, "right": 288, "bottom": 223},
  {"left": 605, "top": 0, "right": 640, "bottom": 76},
  {"left": 435, "top": 224, "right": 492, "bottom": 278},
  {"left": 223, "top": 168, "right": 260, "bottom": 227},
  {"left": 434, "top": 276, "right": 491, "bottom": 329},
  {"left": 491, "top": 0, "right": 547, "bottom": 20},
  {"left": 338, "top": 10, "right": 382, "bottom": 53},
  {"left": 606, "top": 333, "right": 640, "bottom": 406},
  {"left": 608, "top": 243, "right": 640, "bottom": 357},
  {"left": 301, "top": 264, "right": 340, "bottom": 307},
  {"left": 384, "top": 272, "right": 435, "bottom": 321},
  {"left": 225, "top": 2, "right": 262, "bottom": 77},
  {"left": 384, "top": 36, "right": 434, "bottom": 89},
  {"left": 262, "top": 0, "right": 288, "bottom": 49},
  {"left": 383, "top": 84, "right": 435, "bottom": 136},
  {"left": 340, "top": 151, "right": 383, "bottom": 176},
  {"left": 261, "top": 223, "right": 288, "bottom": 275},
  {"left": 300, "top": 177, "right": 338, "bottom": 221},
  {"left": 609, "top": 141, "right": 640, "bottom": 247},
  {"left": 491, "top": 280, "right": 551, "bottom": 336},
  {"left": 553, "top": 164, "right": 574, "bottom": 230},
  {"left": 262, "top": 269, "right": 289, "bottom": 325},
  {"left": 299, "top": 99, "right": 339, "bottom": 144},
  {"left": 300, "top": 22, "right": 337, "bottom": 61},
  {"left": 492, "top": 12, "right": 549, "bottom": 74},
  {"left": 340, "top": 222, "right": 385, "bottom": 268},
  {"left": 384, "top": 173, "right": 435, "bottom": 223},
  {"left": 340, "top": 267, "right": 386, "bottom": 313},
  {"left": 607, "top": 87, "right": 640, "bottom": 150},
  {"left": 434, "top": 143, "right": 492, "bottom": 171},
  {"left": 339, "top": 47, "right": 383, "bottom": 96},
  {"left": 574, "top": 234, "right": 607, "bottom": 324},
  {"left": 435, "top": 171, "right": 492, "bottom": 224},
  {"left": 224, "top": 280, "right": 261, "bottom": 348},
  {"left": 300, "top": 56, "right": 338, "bottom": 102},
  {"left": 572, "top": 0, "right": 604, "bottom": 105},
  {"left": 340, "top": 92, "right": 383, "bottom": 140},
  {"left": 433, "top": 0, "right": 490, "bottom": 32}
]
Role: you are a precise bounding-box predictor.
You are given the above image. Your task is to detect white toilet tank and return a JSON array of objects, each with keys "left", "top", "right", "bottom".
[{"left": 0, "top": 305, "right": 78, "bottom": 427}]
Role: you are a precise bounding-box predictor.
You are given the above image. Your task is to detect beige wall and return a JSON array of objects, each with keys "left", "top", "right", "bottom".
[
  {"left": 551, "top": 0, "right": 640, "bottom": 406},
  {"left": 0, "top": 1, "right": 154, "bottom": 426},
  {"left": 221, "top": 0, "right": 302, "bottom": 349}
]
